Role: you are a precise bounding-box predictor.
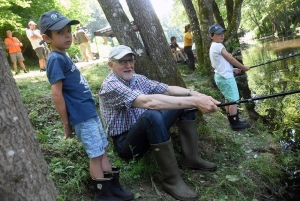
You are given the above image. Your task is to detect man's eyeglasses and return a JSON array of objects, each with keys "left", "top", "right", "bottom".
[{"left": 111, "top": 59, "right": 135, "bottom": 66}]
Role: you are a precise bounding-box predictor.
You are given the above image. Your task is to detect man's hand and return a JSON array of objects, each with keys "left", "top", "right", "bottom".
[
  {"left": 64, "top": 124, "right": 73, "bottom": 138},
  {"left": 194, "top": 94, "right": 220, "bottom": 113}
]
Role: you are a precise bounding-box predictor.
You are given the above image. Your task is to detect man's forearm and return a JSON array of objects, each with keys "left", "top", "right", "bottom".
[{"left": 133, "top": 94, "right": 197, "bottom": 110}]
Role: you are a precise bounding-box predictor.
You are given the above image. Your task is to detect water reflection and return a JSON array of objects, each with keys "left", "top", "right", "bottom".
[{"left": 241, "top": 36, "right": 300, "bottom": 150}]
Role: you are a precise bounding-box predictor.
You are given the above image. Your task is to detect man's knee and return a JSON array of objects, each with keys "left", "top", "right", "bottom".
[{"left": 141, "top": 110, "right": 164, "bottom": 125}]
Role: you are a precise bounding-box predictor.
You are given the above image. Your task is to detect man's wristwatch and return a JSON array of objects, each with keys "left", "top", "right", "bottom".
[{"left": 188, "top": 89, "right": 194, "bottom": 96}]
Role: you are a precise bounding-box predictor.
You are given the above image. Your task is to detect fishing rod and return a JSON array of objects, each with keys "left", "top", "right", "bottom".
[
  {"left": 249, "top": 53, "right": 300, "bottom": 69},
  {"left": 187, "top": 89, "right": 300, "bottom": 112}
]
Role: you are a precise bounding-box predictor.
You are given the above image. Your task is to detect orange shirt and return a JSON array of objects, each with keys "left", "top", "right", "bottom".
[
  {"left": 4, "top": 37, "right": 22, "bottom": 54},
  {"left": 184, "top": 32, "right": 193, "bottom": 47}
]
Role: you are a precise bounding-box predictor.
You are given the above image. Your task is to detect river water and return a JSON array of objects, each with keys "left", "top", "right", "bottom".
[
  {"left": 238, "top": 36, "right": 300, "bottom": 200},
  {"left": 240, "top": 36, "right": 300, "bottom": 150}
]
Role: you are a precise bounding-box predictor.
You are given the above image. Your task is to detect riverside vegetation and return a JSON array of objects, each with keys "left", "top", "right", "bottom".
[{"left": 15, "top": 61, "right": 299, "bottom": 201}]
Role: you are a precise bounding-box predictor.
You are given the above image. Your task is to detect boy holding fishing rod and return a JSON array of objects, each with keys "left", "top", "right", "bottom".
[{"left": 209, "top": 23, "right": 251, "bottom": 130}]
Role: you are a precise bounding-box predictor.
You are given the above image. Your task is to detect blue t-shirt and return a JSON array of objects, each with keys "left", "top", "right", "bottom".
[{"left": 46, "top": 51, "right": 97, "bottom": 125}]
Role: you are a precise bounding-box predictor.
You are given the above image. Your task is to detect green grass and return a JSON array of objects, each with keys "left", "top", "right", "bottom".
[{"left": 15, "top": 61, "right": 299, "bottom": 201}]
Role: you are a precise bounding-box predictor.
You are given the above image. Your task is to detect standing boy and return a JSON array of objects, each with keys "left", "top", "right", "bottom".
[
  {"left": 4, "top": 30, "right": 28, "bottom": 75},
  {"left": 209, "top": 23, "right": 251, "bottom": 130},
  {"left": 38, "top": 10, "right": 133, "bottom": 201}
]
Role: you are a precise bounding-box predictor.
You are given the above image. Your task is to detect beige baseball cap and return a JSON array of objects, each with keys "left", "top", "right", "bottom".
[
  {"left": 108, "top": 45, "right": 136, "bottom": 60},
  {"left": 28, "top": 21, "right": 37, "bottom": 26}
]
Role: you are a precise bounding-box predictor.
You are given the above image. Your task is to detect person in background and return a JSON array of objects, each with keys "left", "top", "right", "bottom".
[
  {"left": 184, "top": 24, "right": 195, "bottom": 72},
  {"left": 170, "top": 36, "right": 187, "bottom": 63},
  {"left": 26, "top": 21, "right": 46, "bottom": 71},
  {"left": 99, "top": 45, "right": 220, "bottom": 201},
  {"left": 39, "top": 10, "right": 134, "bottom": 201},
  {"left": 74, "top": 25, "right": 94, "bottom": 62},
  {"left": 209, "top": 23, "right": 251, "bottom": 130},
  {"left": 4, "top": 30, "right": 28, "bottom": 75}
]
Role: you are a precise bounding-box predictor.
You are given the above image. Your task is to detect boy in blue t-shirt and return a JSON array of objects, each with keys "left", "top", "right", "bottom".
[
  {"left": 209, "top": 23, "right": 251, "bottom": 130},
  {"left": 39, "top": 10, "right": 133, "bottom": 201}
]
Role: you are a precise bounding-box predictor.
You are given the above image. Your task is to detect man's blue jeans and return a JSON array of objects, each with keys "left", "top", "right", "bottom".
[{"left": 113, "top": 109, "right": 195, "bottom": 159}]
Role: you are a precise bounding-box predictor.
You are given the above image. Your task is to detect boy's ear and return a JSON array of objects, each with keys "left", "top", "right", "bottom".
[{"left": 42, "top": 34, "right": 51, "bottom": 43}]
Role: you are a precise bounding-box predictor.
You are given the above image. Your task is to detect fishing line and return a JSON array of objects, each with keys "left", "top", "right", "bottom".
[
  {"left": 249, "top": 53, "right": 300, "bottom": 69},
  {"left": 187, "top": 90, "right": 300, "bottom": 113}
]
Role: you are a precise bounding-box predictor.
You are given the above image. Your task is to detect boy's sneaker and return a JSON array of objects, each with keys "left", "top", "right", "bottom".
[
  {"left": 15, "top": 72, "right": 18, "bottom": 75},
  {"left": 24, "top": 70, "right": 28, "bottom": 73}
]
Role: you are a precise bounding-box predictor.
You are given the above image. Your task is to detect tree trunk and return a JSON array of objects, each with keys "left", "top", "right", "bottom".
[
  {"left": 126, "top": 0, "right": 186, "bottom": 87},
  {"left": 98, "top": 0, "right": 185, "bottom": 86},
  {"left": 225, "top": 0, "right": 244, "bottom": 43},
  {"left": 197, "top": 0, "right": 214, "bottom": 76},
  {"left": 212, "top": 1, "right": 225, "bottom": 27},
  {"left": 180, "top": 0, "right": 205, "bottom": 68},
  {"left": 97, "top": 0, "right": 159, "bottom": 80},
  {"left": 0, "top": 39, "right": 57, "bottom": 201}
]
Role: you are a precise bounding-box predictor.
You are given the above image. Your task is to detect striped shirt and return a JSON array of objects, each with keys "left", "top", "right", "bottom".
[{"left": 99, "top": 72, "right": 168, "bottom": 136}]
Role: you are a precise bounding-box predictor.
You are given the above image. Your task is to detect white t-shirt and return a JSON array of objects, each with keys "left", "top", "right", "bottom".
[
  {"left": 209, "top": 42, "right": 233, "bottom": 79},
  {"left": 26, "top": 29, "right": 44, "bottom": 49}
]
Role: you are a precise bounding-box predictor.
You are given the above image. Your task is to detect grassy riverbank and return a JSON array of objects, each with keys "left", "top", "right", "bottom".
[{"left": 15, "top": 61, "right": 298, "bottom": 201}]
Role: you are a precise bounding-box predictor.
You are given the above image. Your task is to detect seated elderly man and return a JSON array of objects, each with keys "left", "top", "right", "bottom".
[{"left": 99, "top": 45, "right": 220, "bottom": 201}]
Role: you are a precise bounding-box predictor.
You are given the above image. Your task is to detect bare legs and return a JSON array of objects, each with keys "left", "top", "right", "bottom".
[
  {"left": 13, "top": 61, "right": 27, "bottom": 75},
  {"left": 90, "top": 151, "right": 112, "bottom": 179},
  {"left": 177, "top": 51, "right": 186, "bottom": 61},
  {"left": 226, "top": 104, "right": 238, "bottom": 115},
  {"left": 39, "top": 58, "right": 46, "bottom": 70}
]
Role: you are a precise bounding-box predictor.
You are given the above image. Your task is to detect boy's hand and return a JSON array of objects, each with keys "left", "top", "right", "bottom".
[
  {"left": 64, "top": 124, "right": 73, "bottom": 138},
  {"left": 243, "top": 66, "right": 250, "bottom": 71},
  {"left": 233, "top": 68, "right": 241, "bottom": 74}
]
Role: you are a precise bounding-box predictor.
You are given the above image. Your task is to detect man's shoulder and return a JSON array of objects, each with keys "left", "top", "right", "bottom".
[{"left": 26, "top": 29, "right": 33, "bottom": 36}]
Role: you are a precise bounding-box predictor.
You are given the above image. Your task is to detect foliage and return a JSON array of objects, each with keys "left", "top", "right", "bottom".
[
  {"left": 0, "top": 0, "right": 107, "bottom": 60},
  {"left": 241, "top": 0, "right": 300, "bottom": 37},
  {"left": 84, "top": 0, "right": 109, "bottom": 41}
]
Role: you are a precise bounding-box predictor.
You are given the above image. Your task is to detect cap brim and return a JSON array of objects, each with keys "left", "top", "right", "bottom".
[
  {"left": 113, "top": 51, "right": 136, "bottom": 60},
  {"left": 214, "top": 28, "right": 226, "bottom": 34},
  {"left": 48, "top": 19, "right": 80, "bottom": 31}
]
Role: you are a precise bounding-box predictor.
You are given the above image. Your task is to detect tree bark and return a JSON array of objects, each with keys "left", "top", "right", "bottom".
[
  {"left": 212, "top": 0, "right": 225, "bottom": 27},
  {"left": 197, "top": 0, "right": 214, "bottom": 76},
  {"left": 225, "top": 0, "right": 244, "bottom": 43},
  {"left": 98, "top": 0, "right": 185, "bottom": 86},
  {"left": 97, "top": 0, "right": 160, "bottom": 80},
  {"left": 0, "top": 39, "right": 57, "bottom": 201},
  {"left": 126, "top": 0, "right": 186, "bottom": 87}
]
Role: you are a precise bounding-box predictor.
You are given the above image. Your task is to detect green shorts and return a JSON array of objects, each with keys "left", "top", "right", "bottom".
[{"left": 214, "top": 73, "right": 239, "bottom": 102}]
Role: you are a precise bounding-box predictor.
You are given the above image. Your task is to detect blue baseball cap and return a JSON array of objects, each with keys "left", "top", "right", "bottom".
[
  {"left": 209, "top": 23, "right": 226, "bottom": 34},
  {"left": 39, "top": 10, "right": 79, "bottom": 34}
]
